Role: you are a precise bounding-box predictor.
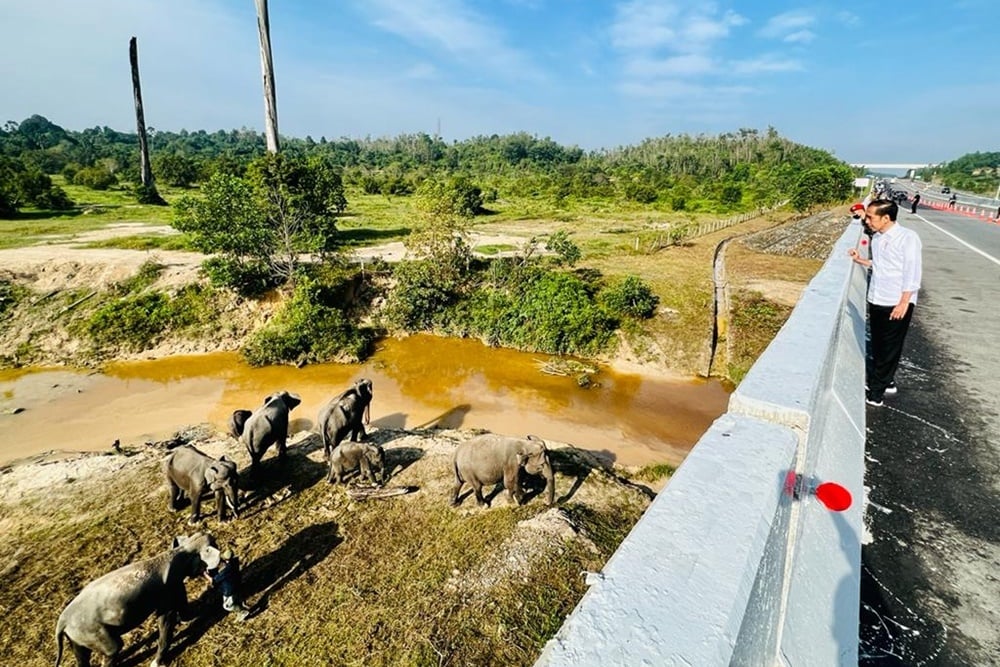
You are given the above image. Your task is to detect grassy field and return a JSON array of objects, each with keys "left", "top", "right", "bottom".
[{"left": 0, "top": 428, "right": 652, "bottom": 667}]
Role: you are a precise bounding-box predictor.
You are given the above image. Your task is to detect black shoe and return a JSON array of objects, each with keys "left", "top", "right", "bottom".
[
  {"left": 865, "top": 391, "right": 884, "bottom": 407},
  {"left": 884, "top": 382, "right": 897, "bottom": 395}
]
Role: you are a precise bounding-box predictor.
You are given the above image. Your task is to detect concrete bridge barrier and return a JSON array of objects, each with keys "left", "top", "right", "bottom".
[{"left": 536, "top": 222, "right": 868, "bottom": 666}]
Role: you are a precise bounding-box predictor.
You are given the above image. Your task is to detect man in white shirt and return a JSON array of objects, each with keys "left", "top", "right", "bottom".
[{"left": 848, "top": 199, "right": 922, "bottom": 406}]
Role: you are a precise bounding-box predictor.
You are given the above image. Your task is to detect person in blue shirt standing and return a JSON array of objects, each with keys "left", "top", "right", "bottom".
[
  {"left": 848, "top": 199, "right": 922, "bottom": 406},
  {"left": 205, "top": 547, "right": 250, "bottom": 621}
]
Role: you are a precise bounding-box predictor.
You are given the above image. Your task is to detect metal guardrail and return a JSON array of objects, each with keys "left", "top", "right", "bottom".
[{"left": 536, "top": 222, "right": 868, "bottom": 667}]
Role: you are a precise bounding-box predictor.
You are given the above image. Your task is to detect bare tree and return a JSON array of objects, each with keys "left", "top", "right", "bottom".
[
  {"left": 129, "top": 36, "right": 164, "bottom": 204},
  {"left": 255, "top": 0, "right": 280, "bottom": 153}
]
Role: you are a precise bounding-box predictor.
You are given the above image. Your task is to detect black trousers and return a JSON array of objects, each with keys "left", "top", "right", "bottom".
[{"left": 868, "top": 302, "right": 914, "bottom": 399}]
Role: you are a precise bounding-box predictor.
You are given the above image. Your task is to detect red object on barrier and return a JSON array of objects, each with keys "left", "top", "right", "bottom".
[{"left": 815, "top": 482, "right": 852, "bottom": 512}]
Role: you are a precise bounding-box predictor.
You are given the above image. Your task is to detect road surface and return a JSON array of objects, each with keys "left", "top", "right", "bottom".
[{"left": 859, "top": 204, "right": 1000, "bottom": 665}]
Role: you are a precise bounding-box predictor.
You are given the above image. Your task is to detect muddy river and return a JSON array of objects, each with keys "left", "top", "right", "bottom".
[{"left": 0, "top": 335, "right": 730, "bottom": 468}]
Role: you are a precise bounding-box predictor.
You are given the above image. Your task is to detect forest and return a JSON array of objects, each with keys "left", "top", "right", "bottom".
[{"left": 0, "top": 114, "right": 853, "bottom": 218}]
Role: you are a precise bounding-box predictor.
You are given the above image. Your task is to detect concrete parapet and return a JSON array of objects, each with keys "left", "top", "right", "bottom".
[{"left": 536, "top": 222, "right": 869, "bottom": 667}]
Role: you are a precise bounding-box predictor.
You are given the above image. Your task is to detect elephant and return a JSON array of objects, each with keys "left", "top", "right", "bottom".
[
  {"left": 452, "top": 434, "right": 555, "bottom": 507},
  {"left": 54, "top": 532, "right": 221, "bottom": 667},
  {"left": 241, "top": 391, "right": 301, "bottom": 476},
  {"left": 328, "top": 441, "right": 386, "bottom": 485},
  {"left": 165, "top": 444, "right": 240, "bottom": 524},
  {"left": 228, "top": 409, "right": 252, "bottom": 438},
  {"left": 317, "top": 379, "right": 373, "bottom": 459}
]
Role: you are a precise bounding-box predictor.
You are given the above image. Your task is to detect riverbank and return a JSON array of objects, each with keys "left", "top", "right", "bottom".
[{"left": 0, "top": 422, "right": 656, "bottom": 666}]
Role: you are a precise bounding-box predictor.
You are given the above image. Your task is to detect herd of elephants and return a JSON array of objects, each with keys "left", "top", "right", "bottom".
[{"left": 53, "top": 378, "right": 557, "bottom": 666}]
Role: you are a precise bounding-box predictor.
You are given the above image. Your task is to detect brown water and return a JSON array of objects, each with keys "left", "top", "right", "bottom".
[{"left": 0, "top": 335, "right": 730, "bottom": 468}]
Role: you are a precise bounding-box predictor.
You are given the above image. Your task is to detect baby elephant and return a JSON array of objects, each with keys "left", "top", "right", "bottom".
[
  {"left": 165, "top": 445, "right": 240, "bottom": 524},
  {"left": 329, "top": 441, "right": 386, "bottom": 485},
  {"left": 452, "top": 434, "right": 555, "bottom": 507}
]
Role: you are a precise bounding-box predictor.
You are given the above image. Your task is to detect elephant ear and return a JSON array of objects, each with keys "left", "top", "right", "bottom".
[
  {"left": 199, "top": 545, "right": 221, "bottom": 572},
  {"left": 284, "top": 392, "right": 302, "bottom": 410},
  {"left": 205, "top": 464, "right": 221, "bottom": 489}
]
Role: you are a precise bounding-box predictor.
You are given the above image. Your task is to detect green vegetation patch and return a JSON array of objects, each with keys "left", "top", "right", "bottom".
[
  {"left": 83, "top": 283, "right": 219, "bottom": 353},
  {"left": 727, "top": 290, "right": 793, "bottom": 383},
  {"left": 82, "top": 234, "right": 194, "bottom": 252},
  {"left": 242, "top": 275, "right": 374, "bottom": 366}
]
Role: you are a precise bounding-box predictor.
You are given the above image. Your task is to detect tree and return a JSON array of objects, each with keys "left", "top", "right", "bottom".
[
  {"left": 153, "top": 153, "right": 200, "bottom": 187},
  {"left": 173, "top": 153, "right": 346, "bottom": 287}
]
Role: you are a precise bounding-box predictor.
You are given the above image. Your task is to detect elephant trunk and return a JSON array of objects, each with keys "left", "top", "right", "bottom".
[
  {"left": 225, "top": 488, "right": 239, "bottom": 517},
  {"left": 364, "top": 400, "right": 371, "bottom": 425}
]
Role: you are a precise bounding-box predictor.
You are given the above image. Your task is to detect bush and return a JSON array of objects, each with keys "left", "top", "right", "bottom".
[
  {"left": 73, "top": 165, "right": 118, "bottom": 190},
  {"left": 469, "top": 270, "right": 617, "bottom": 356},
  {"left": 242, "top": 277, "right": 373, "bottom": 366},
  {"left": 599, "top": 276, "right": 659, "bottom": 319},
  {"left": 381, "top": 259, "right": 465, "bottom": 331},
  {"left": 83, "top": 282, "right": 218, "bottom": 353},
  {"left": 201, "top": 256, "right": 276, "bottom": 297}
]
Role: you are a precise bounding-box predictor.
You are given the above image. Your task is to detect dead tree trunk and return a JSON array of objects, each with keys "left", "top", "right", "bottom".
[
  {"left": 255, "top": 0, "right": 280, "bottom": 153},
  {"left": 129, "top": 36, "right": 165, "bottom": 204}
]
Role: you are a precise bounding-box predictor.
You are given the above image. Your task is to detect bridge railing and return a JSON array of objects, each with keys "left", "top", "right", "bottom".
[{"left": 535, "top": 222, "right": 868, "bottom": 666}]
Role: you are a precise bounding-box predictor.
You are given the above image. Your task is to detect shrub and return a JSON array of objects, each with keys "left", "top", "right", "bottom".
[
  {"left": 381, "top": 259, "right": 465, "bottom": 331},
  {"left": 242, "top": 277, "right": 373, "bottom": 366},
  {"left": 599, "top": 276, "right": 659, "bottom": 319},
  {"left": 84, "top": 284, "right": 217, "bottom": 353},
  {"left": 545, "top": 230, "right": 581, "bottom": 267},
  {"left": 201, "top": 256, "right": 276, "bottom": 297},
  {"left": 73, "top": 165, "right": 117, "bottom": 190},
  {"left": 469, "top": 270, "right": 617, "bottom": 356}
]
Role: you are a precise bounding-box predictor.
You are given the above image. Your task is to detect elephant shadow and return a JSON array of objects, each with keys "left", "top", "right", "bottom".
[
  {"left": 413, "top": 404, "right": 471, "bottom": 430},
  {"left": 543, "top": 447, "right": 621, "bottom": 504},
  {"left": 238, "top": 434, "right": 329, "bottom": 517},
  {"left": 372, "top": 412, "right": 407, "bottom": 429},
  {"left": 163, "top": 521, "right": 342, "bottom": 663},
  {"left": 383, "top": 446, "right": 425, "bottom": 479}
]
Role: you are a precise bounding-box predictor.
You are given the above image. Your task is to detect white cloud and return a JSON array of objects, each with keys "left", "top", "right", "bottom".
[
  {"left": 611, "top": 1, "right": 745, "bottom": 53},
  {"left": 783, "top": 30, "right": 816, "bottom": 44},
  {"left": 625, "top": 54, "right": 715, "bottom": 78},
  {"left": 731, "top": 55, "right": 804, "bottom": 75},
  {"left": 759, "top": 10, "right": 817, "bottom": 39},
  {"left": 355, "top": 0, "right": 542, "bottom": 81}
]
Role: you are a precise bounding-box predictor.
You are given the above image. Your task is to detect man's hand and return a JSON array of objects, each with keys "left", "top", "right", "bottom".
[{"left": 890, "top": 303, "right": 908, "bottom": 320}]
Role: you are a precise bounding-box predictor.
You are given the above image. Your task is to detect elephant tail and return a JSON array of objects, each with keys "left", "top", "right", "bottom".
[{"left": 54, "top": 617, "right": 66, "bottom": 667}]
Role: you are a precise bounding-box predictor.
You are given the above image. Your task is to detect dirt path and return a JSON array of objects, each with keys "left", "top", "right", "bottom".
[{"left": 0, "top": 224, "right": 536, "bottom": 291}]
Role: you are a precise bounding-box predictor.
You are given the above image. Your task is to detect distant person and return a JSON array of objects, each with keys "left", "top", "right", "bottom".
[
  {"left": 911, "top": 192, "right": 920, "bottom": 214},
  {"left": 848, "top": 199, "right": 922, "bottom": 407},
  {"left": 205, "top": 547, "right": 250, "bottom": 621},
  {"left": 949, "top": 193, "right": 957, "bottom": 208}
]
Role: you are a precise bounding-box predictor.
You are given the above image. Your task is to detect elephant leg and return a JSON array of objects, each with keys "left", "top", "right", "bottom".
[
  {"left": 86, "top": 625, "right": 123, "bottom": 666},
  {"left": 451, "top": 478, "right": 464, "bottom": 506},
  {"left": 504, "top": 469, "right": 523, "bottom": 505},
  {"left": 70, "top": 640, "right": 92, "bottom": 667},
  {"left": 359, "top": 457, "right": 371, "bottom": 483},
  {"left": 277, "top": 435, "right": 288, "bottom": 459},
  {"left": 153, "top": 612, "right": 176, "bottom": 667},
  {"left": 472, "top": 481, "right": 488, "bottom": 507},
  {"left": 168, "top": 480, "right": 182, "bottom": 511},
  {"left": 188, "top": 491, "right": 202, "bottom": 525}
]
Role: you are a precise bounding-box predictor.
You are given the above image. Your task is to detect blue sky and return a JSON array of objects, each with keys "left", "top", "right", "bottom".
[{"left": 1, "top": 0, "right": 997, "bottom": 164}]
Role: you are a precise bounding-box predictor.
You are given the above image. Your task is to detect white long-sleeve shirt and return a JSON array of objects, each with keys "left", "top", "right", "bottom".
[{"left": 869, "top": 223, "right": 922, "bottom": 306}]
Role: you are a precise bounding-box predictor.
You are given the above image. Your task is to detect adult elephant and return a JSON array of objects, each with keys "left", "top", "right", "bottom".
[
  {"left": 452, "top": 434, "right": 555, "bottom": 507},
  {"left": 165, "top": 445, "right": 240, "bottom": 524},
  {"left": 54, "top": 533, "right": 221, "bottom": 667},
  {"left": 317, "top": 379, "right": 373, "bottom": 460},
  {"left": 242, "top": 390, "right": 301, "bottom": 476}
]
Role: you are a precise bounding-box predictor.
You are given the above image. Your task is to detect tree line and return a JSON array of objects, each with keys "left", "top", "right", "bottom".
[
  {"left": 918, "top": 151, "right": 1000, "bottom": 195},
  {"left": 1, "top": 114, "right": 853, "bottom": 218}
]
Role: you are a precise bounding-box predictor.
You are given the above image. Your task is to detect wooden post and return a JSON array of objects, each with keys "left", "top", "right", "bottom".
[
  {"left": 129, "top": 36, "right": 164, "bottom": 204},
  {"left": 255, "top": 0, "right": 280, "bottom": 153}
]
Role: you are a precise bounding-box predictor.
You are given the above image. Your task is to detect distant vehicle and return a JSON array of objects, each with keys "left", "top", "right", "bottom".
[
  {"left": 942, "top": 186, "right": 951, "bottom": 194},
  {"left": 892, "top": 191, "right": 909, "bottom": 203}
]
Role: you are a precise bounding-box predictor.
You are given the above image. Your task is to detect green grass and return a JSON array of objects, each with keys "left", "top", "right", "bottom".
[
  {"left": 81, "top": 234, "right": 195, "bottom": 251},
  {"left": 472, "top": 243, "right": 517, "bottom": 255}
]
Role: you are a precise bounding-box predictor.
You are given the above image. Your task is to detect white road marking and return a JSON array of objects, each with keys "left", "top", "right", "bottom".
[{"left": 914, "top": 213, "right": 1000, "bottom": 267}]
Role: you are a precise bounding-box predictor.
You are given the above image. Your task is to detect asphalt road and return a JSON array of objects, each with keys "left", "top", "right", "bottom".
[{"left": 859, "top": 205, "right": 1000, "bottom": 665}]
